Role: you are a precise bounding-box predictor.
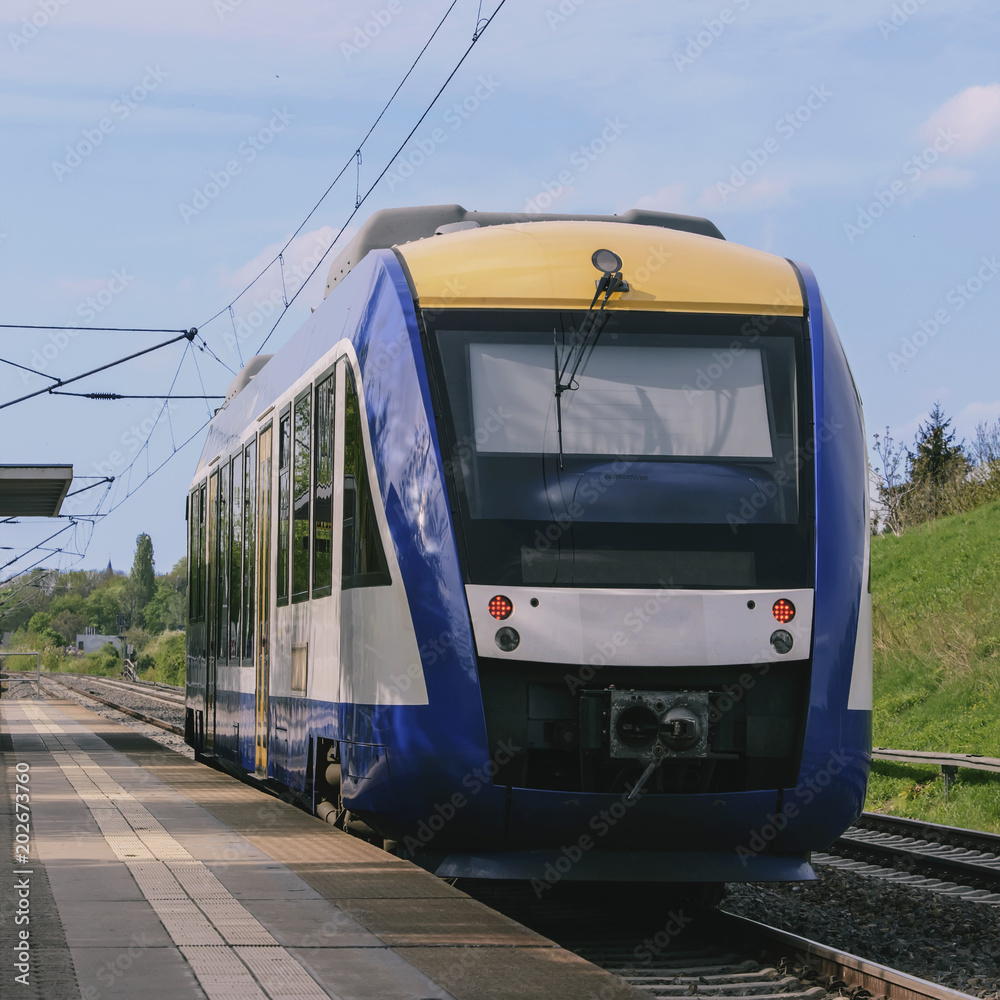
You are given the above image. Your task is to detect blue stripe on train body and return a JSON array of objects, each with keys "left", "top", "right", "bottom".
[{"left": 771, "top": 261, "right": 872, "bottom": 852}]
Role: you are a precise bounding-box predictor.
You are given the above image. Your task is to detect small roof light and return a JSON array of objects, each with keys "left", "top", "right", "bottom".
[
  {"left": 488, "top": 595, "right": 513, "bottom": 620},
  {"left": 592, "top": 248, "right": 623, "bottom": 274},
  {"left": 772, "top": 599, "right": 795, "bottom": 624}
]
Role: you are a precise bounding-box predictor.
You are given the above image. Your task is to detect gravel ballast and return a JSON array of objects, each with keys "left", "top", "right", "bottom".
[{"left": 723, "top": 869, "right": 1000, "bottom": 998}]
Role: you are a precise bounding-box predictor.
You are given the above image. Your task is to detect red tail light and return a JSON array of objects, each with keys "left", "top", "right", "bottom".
[
  {"left": 772, "top": 599, "right": 795, "bottom": 624},
  {"left": 488, "top": 595, "right": 513, "bottom": 620}
]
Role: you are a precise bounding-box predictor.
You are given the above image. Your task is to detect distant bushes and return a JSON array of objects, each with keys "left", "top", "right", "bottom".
[
  {"left": 79, "top": 642, "right": 122, "bottom": 676},
  {"left": 138, "top": 631, "right": 185, "bottom": 686}
]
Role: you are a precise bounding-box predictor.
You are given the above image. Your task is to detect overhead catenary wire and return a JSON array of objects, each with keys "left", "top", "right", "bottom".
[
  {"left": 0, "top": 521, "right": 75, "bottom": 575},
  {"left": 0, "top": 356, "right": 60, "bottom": 381},
  {"left": 0, "top": 548, "right": 69, "bottom": 589},
  {"left": 65, "top": 478, "right": 114, "bottom": 497},
  {"left": 4, "top": 338, "right": 207, "bottom": 581},
  {"left": 255, "top": 0, "right": 509, "bottom": 355},
  {"left": 0, "top": 567, "right": 60, "bottom": 613},
  {"left": 0, "top": 323, "right": 193, "bottom": 333},
  {"left": 96, "top": 420, "right": 211, "bottom": 519},
  {"left": 48, "top": 392, "right": 224, "bottom": 400},
  {"left": 0, "top": 329, "right": 197, "bottom": 412},
  {"left": 193, "top": 334, "right": 235, "bottom": 375},
  {"left": 4, "top": 1, "right": 507, "bottom": 574},
  {"left": 197, "top": 0, "right": 462, "bottom": 333}
]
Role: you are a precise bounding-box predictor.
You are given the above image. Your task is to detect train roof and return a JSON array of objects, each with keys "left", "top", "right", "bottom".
[
  {"left": 396, "top": 219, "right": 805, "bottom": 316},
  {"left": 221, "top": 209, "right": 805, "bottom": 412},
  {"left": 323, "top": 204, "right": 725, "bottom": 297}
]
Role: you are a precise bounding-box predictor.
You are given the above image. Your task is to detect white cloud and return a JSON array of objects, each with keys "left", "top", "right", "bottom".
[{"left": 919, "top": 83, "right": 1000, "bottom": 156}]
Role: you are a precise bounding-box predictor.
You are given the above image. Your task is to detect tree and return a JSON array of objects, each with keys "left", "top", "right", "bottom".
[
  {"left": 143, "top": 557, "right": 188, "bottom": 634},
  {"left": 0, "top": 572, "right": 49, "bottom": 633},
  {"left": 120, "top": 577, "right": 148, "bottom": 631},
  {"left": 908, "top": 403, "right": 968, "bottom": 487},
  {"left": 52, "top": 570, "right": 98, "bottom": 602},
  {"left": 143, "top": 580, "right": 186, "bottom": 633},
  {"left": 871, "top": 426, "right": 913, "bottom": 536},
  {"left": 25, "top": 611, "right": 64, "bottom": 647},
  {"left": 85, "top": 584, "right": 125, "bottom": 634},
  {"left": 50, "top": 609, "right": 87, "bottom": 646},
  {"left": 906, "top": 403, "right": 969, "bottom": 521},
  {"left": 131, "top": 534, "right": 156, "bottom": 605},
  {"left": 972, "top": 416, "right": 1000, "bottom": 466}
]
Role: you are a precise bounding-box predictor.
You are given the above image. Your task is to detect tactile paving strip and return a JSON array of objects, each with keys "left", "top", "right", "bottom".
[
  {"left": 237, "top": 946, "right": 338, "bottom": 998},
  {"left": 168, "top": 860, "right": 234, "bottom": 899},
  {"left": 129, "top": 860, "right": 191, "bottom": 900},
  {"left": 198, "top": 900, "right": 278, "bottom": 946},
  {"left": 21, "top": 703, "right": 336, "bottom": 1000},
  {"left": 181, "top": 946, "right": 270, "bottom": 1000}
]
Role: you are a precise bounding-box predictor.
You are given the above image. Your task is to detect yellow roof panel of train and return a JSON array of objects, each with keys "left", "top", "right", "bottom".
[{"left": 396, "top": 221, "right": 804, "bottom": 315}]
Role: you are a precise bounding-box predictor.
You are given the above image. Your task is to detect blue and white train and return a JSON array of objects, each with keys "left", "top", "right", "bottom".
[{"left": 185, "top": 205, "right": 871, "bottom": 883}]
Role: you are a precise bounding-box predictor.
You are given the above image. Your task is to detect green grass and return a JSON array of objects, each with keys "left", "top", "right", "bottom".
[{"left": 865, "top": 500, "right": 1000, "bottom": 830}]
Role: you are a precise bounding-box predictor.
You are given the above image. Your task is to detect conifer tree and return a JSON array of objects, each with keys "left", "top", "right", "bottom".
[{"left": 130, "top": 534, "right": 156, "bottom": 605}]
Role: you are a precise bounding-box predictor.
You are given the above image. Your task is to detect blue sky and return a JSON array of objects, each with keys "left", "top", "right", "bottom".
[{"left": 2, "top": 0, "right": 999, "bottom": 576}]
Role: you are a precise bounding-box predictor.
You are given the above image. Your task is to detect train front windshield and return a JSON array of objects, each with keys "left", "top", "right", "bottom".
[{"left": 425, "top": 309, "right": 813, "bottom": 590}]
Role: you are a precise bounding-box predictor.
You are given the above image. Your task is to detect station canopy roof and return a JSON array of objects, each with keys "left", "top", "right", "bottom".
[{"left": 0, "top": 466, "right": 74, "bottom": 516}]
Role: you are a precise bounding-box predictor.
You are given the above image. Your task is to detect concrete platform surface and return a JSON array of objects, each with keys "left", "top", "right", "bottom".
[{"left": 0, "top": 698, "right": 643, "bottom": 1000}]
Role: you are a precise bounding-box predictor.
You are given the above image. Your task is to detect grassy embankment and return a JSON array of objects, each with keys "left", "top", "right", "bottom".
[{"left": 866, "top": 499, "right": 1000, "bottom": 831}]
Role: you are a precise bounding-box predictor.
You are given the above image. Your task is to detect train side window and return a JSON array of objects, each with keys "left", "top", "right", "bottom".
[
  {"left": 342, "top": 367, "right": 390, "bottom": 589},
  {"left": 218, "top": 460, "right": 231, "bottom": 664},
  {"left": 188, "top": 484, "right": 206, "bottom": 622},
  {"left": 243, "top": 438, "right": 257, "bottom": 660},
  {"left": 208, "top": 471, "right": 219, "bottom": 657},
  {"left": 277, "top": 407, "right": 291, "bottom": 607},
  {"left": 312, "top": 370, "right": 335, "bottom": 598},
  {"left": 292, "top": 388, "right": 312, "bottom": 602},
  {"left": 197, "top": 483, "right": 207, "bottom": 620},
  {"left": 229, "top": 453, "right": 242, "bottom": 661}
]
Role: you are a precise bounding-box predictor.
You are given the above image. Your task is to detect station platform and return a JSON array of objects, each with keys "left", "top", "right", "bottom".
[{"left": 0, "top": 697, "right": 642, "bottom": 1000}]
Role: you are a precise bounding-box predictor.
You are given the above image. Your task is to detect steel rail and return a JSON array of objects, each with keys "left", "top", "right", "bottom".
[
  {"left": 832, "top": 829, "right": 1000, "bottom": 887},
  {"left": 54, "top": 671, "right": 185, "bottom": 708},
  {"left": 857, "top": 812, "right": 1000, "bottom": 850},
  {"left": 712, "top": 911, "right": 979, "bottom": 1000},
  {"left": 40, "top": 674, "right": 184, "bottom": 736}
]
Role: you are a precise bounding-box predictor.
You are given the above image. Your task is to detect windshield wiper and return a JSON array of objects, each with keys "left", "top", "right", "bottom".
[{"left": 553, "top": 256, "right": 628, "bottom": 468}]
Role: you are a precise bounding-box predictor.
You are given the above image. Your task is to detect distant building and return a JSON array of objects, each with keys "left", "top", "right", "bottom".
[{"left": 76, "top": 633, "right": 122, "bottom": 654}]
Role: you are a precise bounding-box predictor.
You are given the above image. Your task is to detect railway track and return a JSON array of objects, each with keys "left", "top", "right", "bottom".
[
  {"left": 856, "top": 812, "right": 1000, "bottom": 852},
  {"left": 821, "top": 813, "right": 1000, "bottom": 903},
  {"left": 38, "top": 671, "right": 185, "bottom": 736},
  {"left": 54, "top": 670, "right": 185, "bottom": 705},
  {"left": 457, "top": 880, "right": 981, "bottom": 1000}
]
